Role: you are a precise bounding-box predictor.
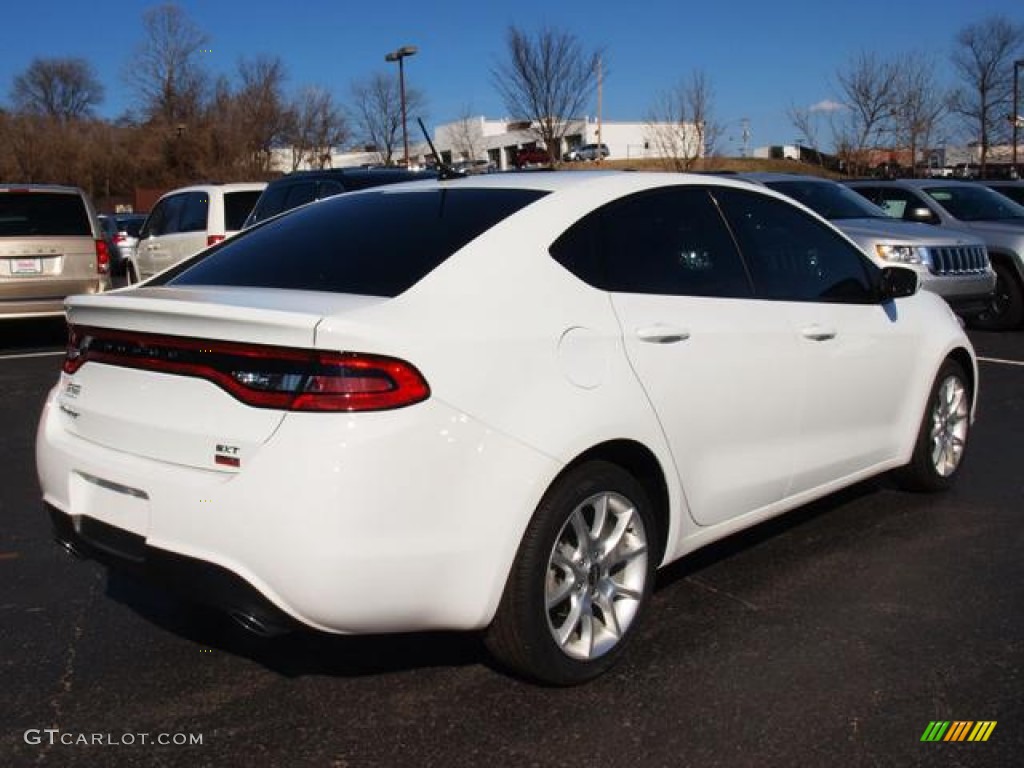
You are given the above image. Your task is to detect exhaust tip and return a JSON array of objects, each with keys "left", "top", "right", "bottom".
[
  {"left": 229, "top": 610, "right": 290, "bottom": 638},
  {"left": 54, "top": 535, "right": 87, "bottom": 559}
]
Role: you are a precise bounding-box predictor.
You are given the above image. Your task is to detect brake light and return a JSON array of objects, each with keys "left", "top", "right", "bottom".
[
  {"left": 207, "top": 234, "right": 225, "bottom": 246},
  {"left": 63, "top": 325, "right": 430, "bottom": 412},
  {"left": 94, "top": 239, "right": 110, "bottom": 274}
]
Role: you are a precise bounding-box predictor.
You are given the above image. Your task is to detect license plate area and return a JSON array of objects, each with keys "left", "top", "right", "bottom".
[
  {"left": 69, "top": 471, "right": 151, "bottom": 539},
  {"left": 11, "top": 258, "right": 43, "bottom": 275}
]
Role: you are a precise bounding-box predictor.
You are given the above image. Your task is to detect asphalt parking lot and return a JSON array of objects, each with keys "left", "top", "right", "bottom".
[{"left": 1, "top": 318, "right": 1021, "bottom": 767}]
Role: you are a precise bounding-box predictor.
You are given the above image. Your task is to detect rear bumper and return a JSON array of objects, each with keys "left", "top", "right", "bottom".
[
  {"left": 48, "top": 503, "right": 297, "bottom": 634},
  {"left": 36, "top": 392, "right": 558, "bottom": 635}
]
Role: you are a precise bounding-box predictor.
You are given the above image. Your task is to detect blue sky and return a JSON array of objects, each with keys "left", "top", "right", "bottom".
[{"left": 1, "top": 0, "right": 1020, "bottom": 152}]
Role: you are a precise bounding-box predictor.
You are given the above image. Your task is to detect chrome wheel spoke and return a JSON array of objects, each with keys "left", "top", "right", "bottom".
[{"left": 545, "top": 490, "right": 650, "bottom": 661}]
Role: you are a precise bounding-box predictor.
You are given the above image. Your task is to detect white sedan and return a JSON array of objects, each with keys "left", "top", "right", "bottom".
[{"left": 37, "top": 171, "right": 975, "bottom": 685}]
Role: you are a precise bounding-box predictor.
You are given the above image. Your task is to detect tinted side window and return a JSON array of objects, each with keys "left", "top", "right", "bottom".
[
  {"left": 223, "top": 190, "right": 262, "bottom": 230},
  {"left": 550, "top": 187, "right": 752, "bottom": 298},
  {"left": 145, "top": 195, "right": 184, "bottom": 237},
  {"left": 161, "top": 188, "right": 547, "bottom": 297},
  {"left": 714, "top": 187, "right": 876, "bottom": 303},
  {"left": 283, "top": 182, "right": 317, "bottom": 212},
  {"left": 317, "top": 180, "right": 345, "bottom": 200},
  {"left": 247, "top": 184, "right": 290, "bottom": 224},
  {"left": 179, "top": 192, "right": 209, "bottom": 232}
]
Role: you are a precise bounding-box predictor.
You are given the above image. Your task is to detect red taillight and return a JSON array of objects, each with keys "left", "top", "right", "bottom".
[
  {"left": 63, "top": 325, "right": 430, "bottom": 412},
  {"left": 207, "top": 234, "right": 225, "bottom": 247},
  {"left": 94, "top": 239, "right": 110, "bottom": 274}
]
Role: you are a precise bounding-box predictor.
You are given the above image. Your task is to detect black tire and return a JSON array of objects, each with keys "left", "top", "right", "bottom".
[
  {"left": 896, "top": 359, "right": 971, "bottom": 492},
  {"left": 485, "top": 460, "right": 657, "bottom": 685},
  {"left": 972, "top": 261, "right": 1024, "bottom": 330},
  {"left": 125, "top": 262, "right": 138, "bottom": 285}
]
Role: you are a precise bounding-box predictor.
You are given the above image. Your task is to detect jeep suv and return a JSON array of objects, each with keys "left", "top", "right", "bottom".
[
  {"left": 847, "top": 178, "right": 1024, "bottom": 329},
  {"left": 736, "top": 174, "right": 994, "bottom": 320},
  {"left": 0, "top": 184, "right": 110, "bottom": 319},
  {"left": 131, "top": 182, "right": 266, "bottom": 283}
]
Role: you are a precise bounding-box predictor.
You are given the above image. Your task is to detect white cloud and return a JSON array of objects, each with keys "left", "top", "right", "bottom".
[{"left": 809, "top": 100, "right": 845, "bottom": 113}]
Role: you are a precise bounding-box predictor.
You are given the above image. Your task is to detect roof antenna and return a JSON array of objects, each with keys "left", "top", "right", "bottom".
[{"left": 416, "top": 117, "right": 464, "bottom": 180}]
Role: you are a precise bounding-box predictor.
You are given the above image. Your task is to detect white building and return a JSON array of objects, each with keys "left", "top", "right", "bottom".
[
  {"left": 269, "top": 116, "right": 699, "bottom": 173},
  {"left": 432, "top": 116, "right": 698, "bottom": 170}
]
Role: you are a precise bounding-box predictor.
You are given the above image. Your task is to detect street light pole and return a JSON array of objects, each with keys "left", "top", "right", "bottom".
[
  {"left": 385, "top": 45, "right": 417, "bottom": 167},
  {"left": 1014, "top": 59, "right": 1024, "bottom": 178}
]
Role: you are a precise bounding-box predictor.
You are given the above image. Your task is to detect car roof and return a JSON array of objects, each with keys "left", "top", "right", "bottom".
[
  {"left": 158, "top": 182, "right": 267, "bottom": 196},
  {"left": 265, "top": 168, "right": 434, "bottom": 183}
]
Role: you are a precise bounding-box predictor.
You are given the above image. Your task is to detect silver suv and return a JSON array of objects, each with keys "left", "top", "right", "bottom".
[
  {"left": 735, "top": 174, "right": 994, "bottom": 320},
  {"left": 846, "top": 178, "right": 1024, "bottom": 329},
  {"left": 0, "top": 184, "right": 110, "bottom": 319}
]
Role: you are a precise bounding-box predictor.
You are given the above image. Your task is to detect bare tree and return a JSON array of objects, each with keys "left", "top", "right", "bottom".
[
  {"left": 891, "top": 55, "right": 948, "bottom": 176},
  {"left": 448, "top": 105, "right": 483, "bottom": 162},
  {"left": 350, "top": 72, "right": 424, "bottom": 165},
  {"left": 646, "top": 70, "right": 721, "bottom": 171},
  {"left": 130, "top": 3, "right": 210, "bottom": 124},
  {"left": 492, "top": 26, "right": 602, "bottom": 163},
  {"left": 232, "top": 55, "right": 290, "bottom": 174},
  {"left": 10, "top": 57, "right": 104, "bottom": 121},
  {"left": 832, "top": 51, "right": 900, "bottom": 175},
  {"left": 287, "top": 86, "right": 349, "bottom": 170},
  {"left": 949, "top": 15, "right": 1024, "bottom": 176}
]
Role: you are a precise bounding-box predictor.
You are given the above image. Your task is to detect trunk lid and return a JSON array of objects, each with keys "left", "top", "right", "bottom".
[{"left": 58, "top": 286, "right": 387, "bottom": 472}]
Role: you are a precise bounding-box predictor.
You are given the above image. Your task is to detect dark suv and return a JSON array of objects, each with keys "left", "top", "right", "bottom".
[{"left": 243, "top": 168, "right": 434, "bottom": 229}]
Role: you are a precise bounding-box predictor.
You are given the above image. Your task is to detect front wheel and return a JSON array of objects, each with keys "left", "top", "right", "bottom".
[
  {"left": 896, "top": 359, "right": 971, "bottom": 492},
  {"left": 485, "top": 461, "right": 657, "bottom": 685}
]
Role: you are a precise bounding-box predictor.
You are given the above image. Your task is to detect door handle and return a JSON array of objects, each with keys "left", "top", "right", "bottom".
[
  {"left": 636, "top": 325, "right": 691, "bottom": 344},
  {"left": 800, "top": 325, "right": 837, "bottom": 341}
]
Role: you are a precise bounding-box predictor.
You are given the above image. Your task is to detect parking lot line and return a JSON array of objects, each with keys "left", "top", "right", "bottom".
[
  {"left": 0, "top": 351, "right": 65, "bottom": 361},
  {"left": 977, "top": 356, "right": 1024, "bottom": 368}
]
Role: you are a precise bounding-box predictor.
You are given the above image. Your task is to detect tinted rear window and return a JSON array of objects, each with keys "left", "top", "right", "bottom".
[
  {"left": 164, "top": 187, "right": 547, "bottom": 297},
  {"left": 0, "top": 192, "right": 91, "bottom": 237},
  {"left": 224, "top": 191, "right": 263, "bottom": 231}
]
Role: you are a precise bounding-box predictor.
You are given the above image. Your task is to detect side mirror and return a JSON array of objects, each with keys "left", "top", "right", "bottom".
[{"left": 878, "top": 266, "right": 918, "bottom": 301}]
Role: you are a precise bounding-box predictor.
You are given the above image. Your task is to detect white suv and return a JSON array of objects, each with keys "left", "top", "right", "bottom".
[{"left": 131, "top": 183, "right": 265, "bottom": 282}]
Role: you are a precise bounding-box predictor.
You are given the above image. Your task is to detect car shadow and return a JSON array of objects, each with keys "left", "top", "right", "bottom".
[{"left": 104, "top": 569, "right": 490, "bottom": 678}]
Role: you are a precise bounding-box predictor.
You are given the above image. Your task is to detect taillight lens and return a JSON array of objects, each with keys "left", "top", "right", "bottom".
[
  {"left": 63, "top": 325, "right": 430, "bottom": 412},
  {"left": 94, "top": 240, "right": 110, "bottom": 274},
  {"left": 207, "top": 234, "right": 226, "bottom": 247}
]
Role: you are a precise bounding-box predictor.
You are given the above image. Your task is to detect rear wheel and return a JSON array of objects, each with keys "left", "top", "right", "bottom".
[
  {"left": 973, "top": 261, "right": 1023, "bottom": 330},
  {"left": 896, "top": 359, "right": 970, "bottom": 492},
  {"left": 125, "top": 262, "right": 139, "bottom": 285},
  {"left": 485, "top": 461, "right": 656, "bottom": 685}
]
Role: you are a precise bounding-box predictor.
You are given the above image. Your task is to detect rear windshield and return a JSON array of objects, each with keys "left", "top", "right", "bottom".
[
  {"left": 223, "top": 191, "right": 263, "bottom": 231},
  {"left": 0, "top": 192, "right": 91, "bottom": 237},
  {"left": 163, "top": 187, "right": 547, "bottom": 297}
]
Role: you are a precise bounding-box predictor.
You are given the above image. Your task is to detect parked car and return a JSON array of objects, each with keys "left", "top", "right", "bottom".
[
  {"left": 131, "top": 183, "right": 266, "bottom": 283},
  {"left": 512, "top": 146, "right": 553, "bottom": 168},
  {"left": 564, "top": 143, "right": 610, "bottom": 162},
  {"left": 243, "top": 168, "right": 433, "bottom": 229},
  {"left": 847, "top": 178, "right": 1024, "bottom": 329},
  {"left": 98, "top": 213, "right": 147, "bottom": 279},
  {"left": 979, "top": 180, "right": 1024, "bottom": 207},
  {"left": 735, "top": 174, "right": 994, "bottom": 319},
  {"left": 0, "top": 184, "right": 110, "bottom": 319},
  {"left": 39, "top": 172, "right": 976, "bottom": 685}
]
